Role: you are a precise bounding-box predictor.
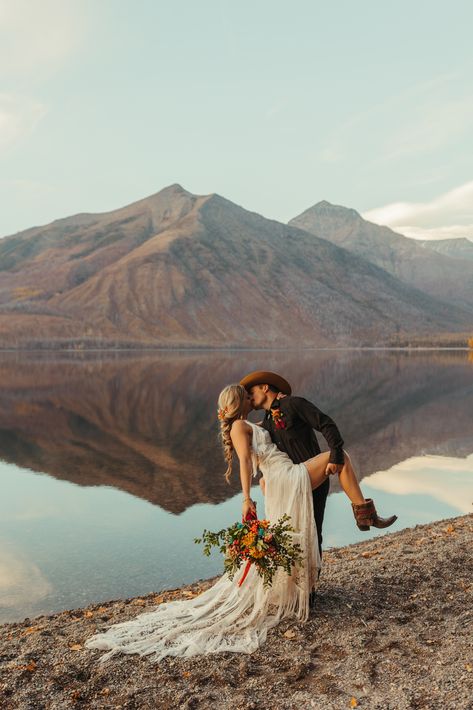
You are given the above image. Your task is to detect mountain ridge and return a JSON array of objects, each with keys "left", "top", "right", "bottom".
[
  {"left": 416, "top": 236, "right": 473, "bottom": 260},
  {"left": 0, "top": 184, "right": 472, "bottom": 348},
  {"left": 289, "top": 200, "right": 473, "bottom": 313}
]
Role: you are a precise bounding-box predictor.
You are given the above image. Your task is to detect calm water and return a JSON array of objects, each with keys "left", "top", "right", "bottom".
[{"left": 1, "top": 349, "right": 472, "bottom": 623}]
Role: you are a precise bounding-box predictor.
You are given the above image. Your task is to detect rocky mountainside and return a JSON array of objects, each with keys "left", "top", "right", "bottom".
[
  {"left": 0, "top": 185, "right": 472, "bottom": 348},
  {"left": 416, "top": 236, "right": 473, "bottom": 261},
  {"left": 289, "top": 201, "right": 473, "bottom": 313}
]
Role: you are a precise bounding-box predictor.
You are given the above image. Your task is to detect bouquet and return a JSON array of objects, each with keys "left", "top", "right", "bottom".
[{"left": 194, "top": 509, "right": 303, "bottom": 589}]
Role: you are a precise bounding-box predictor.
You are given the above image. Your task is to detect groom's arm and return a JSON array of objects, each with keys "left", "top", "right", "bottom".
[{"left": 290, "top": 396, "right": 345, "bottom": 464}]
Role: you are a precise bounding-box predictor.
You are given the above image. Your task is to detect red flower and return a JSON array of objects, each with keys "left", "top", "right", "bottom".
[{"left": 270, "top": 407, "right": 286, "bottom": 430}]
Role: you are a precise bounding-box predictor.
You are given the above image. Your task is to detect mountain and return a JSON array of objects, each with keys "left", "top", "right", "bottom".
[
  {"left": 289, "top": 201, "right": 473, "bottom": 313},
  {"left": 416, "top": 237, "right": 473, "bottom": 262},
  {"left": 0, "top": 185, "right": 472, "bottom": 349}
]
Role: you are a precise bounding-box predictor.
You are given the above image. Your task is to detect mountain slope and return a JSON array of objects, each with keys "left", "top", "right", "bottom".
[
  {"left": 289, "top": 201, "right": 473, "bottom": 313},
  {"left": 0, "top": 186, "right": 472, "bottom": 348},
  {"left": 416, "top": 237, "right": 473, "bottom": 261},
  {"left": 0, "top": 184, "right": 202, "bottom": 298}
]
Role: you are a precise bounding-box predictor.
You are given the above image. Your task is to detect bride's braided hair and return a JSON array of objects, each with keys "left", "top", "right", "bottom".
[{"left": 217, "top": 384, "right": 247, "bottom": 483}]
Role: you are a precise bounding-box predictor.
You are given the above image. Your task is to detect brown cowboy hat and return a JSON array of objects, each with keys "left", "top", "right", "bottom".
[{"left": 240, "top": 370, "right": 292, "bottom": 396}]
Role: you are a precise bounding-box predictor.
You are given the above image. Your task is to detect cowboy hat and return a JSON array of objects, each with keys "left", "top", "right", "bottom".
[{"left": 239, "top": 370, "right": 292, "bottom": 396}]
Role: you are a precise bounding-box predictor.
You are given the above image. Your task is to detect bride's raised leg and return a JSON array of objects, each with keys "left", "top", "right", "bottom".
[
  {"left": 304, "top": 449, "right": 364, "bottom": 504},
  {"left": 303, "top": 450, "right": 397, "bottom": 530}
]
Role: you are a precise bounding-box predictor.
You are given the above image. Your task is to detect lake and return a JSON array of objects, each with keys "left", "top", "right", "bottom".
[{"left": 0, "top": 349, "right": 472, "bottom": 623}]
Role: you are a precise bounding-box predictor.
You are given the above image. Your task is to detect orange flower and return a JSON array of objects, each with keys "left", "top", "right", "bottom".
[
  {"left": 249, "top": 549, "right": 265, "bottom": 559},
  {"left": 241, "top": 532, "right": 256, "bottom": 547}
]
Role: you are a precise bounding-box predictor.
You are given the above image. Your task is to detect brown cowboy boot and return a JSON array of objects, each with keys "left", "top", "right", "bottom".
[{"left": 351, "top": 498, "right": 398, "bottom": 531}]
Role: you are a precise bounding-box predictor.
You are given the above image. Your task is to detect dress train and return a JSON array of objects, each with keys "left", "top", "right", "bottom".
[{"left": 84, "top": 421, "right": 320, "bottom": 662}]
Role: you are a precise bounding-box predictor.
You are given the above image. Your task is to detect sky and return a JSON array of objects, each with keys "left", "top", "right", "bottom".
[{"left": 1, "top": 0, "right": 472, "bottom": 241}]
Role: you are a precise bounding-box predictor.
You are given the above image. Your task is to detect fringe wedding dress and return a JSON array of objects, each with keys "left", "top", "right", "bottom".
[{"left": 84, "top": 421, "right": 321, "bottom": 662}]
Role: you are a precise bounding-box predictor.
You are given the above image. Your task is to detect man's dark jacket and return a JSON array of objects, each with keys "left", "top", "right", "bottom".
[{"left": 261, "top": 394, "right": 345, "bottom": 558}]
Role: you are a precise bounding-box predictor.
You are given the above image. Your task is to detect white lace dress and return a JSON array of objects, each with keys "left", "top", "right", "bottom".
[{"left": 84, "top": 421, "right": 321, "bottom": 662}]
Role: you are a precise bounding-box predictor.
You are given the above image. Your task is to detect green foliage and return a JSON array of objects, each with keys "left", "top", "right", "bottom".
[{"left": 195, "top": 513, "right": 304, "bottom": 589}]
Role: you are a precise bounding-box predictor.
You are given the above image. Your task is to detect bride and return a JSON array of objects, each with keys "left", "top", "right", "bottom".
[{"left": 84, "top": 383, "right": 397, "bottom": 663}]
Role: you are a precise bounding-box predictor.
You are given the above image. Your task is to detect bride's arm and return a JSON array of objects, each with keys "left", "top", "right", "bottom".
[{"left": 230, "top": 420, "right": 257, "bottom": 518}]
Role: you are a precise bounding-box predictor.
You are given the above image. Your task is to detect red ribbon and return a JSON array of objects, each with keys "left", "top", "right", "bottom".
[
  {"left": 238, "top": 560, "right": 252, "bottom": 586},
  {"left": 238, "top": 505, "right": 258, "bottom": 586}
]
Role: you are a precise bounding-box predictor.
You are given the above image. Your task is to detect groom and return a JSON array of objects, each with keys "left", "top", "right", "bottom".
[{"left": 240, "top": 370, "right": 345, "bottom": 585}]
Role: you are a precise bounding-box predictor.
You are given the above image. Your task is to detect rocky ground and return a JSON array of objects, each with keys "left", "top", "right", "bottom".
[{"left": 1, "top": 513, "right": 472, "bottom": 710}]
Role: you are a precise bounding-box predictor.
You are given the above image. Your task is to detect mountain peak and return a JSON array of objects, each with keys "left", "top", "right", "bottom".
[
  {"left": 121, "top": 182, "right": 201, "bottom": 215},
  {"left": 142, "top": 183, "right": 195, "bottom": 201},
  {"left": 288, "top": 200, "right": 361, "bottom": 230},
  {"left": 309, "top": 200, "right": 361, "bottom": 218},
  {"left": 160, "top": 183, "right": 190, "bottom": 194}
]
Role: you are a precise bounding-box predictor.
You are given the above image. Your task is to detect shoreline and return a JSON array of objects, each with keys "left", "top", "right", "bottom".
[
  {"left": 0, "top": 346, "right": 472, "bottom": 354},
  {"left": 1, "top": 513, "right": 472, "bottom": 709}
]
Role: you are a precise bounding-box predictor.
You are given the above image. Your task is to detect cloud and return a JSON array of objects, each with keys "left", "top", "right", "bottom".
[
  {"left": 0, "top": 545, "right": 52, "bottom": 609},
  {"left": 361, "top": 180, "right": 473, "bottom": 241},
  {"left": 363, "top": 453, "right": 473, "bottom": 514},
  {"left": 318, "top": 71, "right": 473, "bottom": 169},
  {"left": 0, "top": 0, "right": 85, "bottom": 78},
  {"left": 0, "top": 93, "right": 48, "bottom": 152},
  {"left": 380, "top": 95, "right": 473, "bottom": 162},
  {"left": 0, "top": 2, "right": 86, "bottom": 153},
  {"left": 389, "top": 224, "right": 473, "bottom": 241},
  {"left": 324, "top": 74, "right": 458, "bottom": 144}
]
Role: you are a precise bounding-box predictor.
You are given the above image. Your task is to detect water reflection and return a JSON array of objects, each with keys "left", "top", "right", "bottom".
[
  {"left": 0, "top": 349, "right": 472, "bottom": 622},
  {"left": 0, "top": 542, "right": 53, "bottom": 612},
  {"left": 363, "top": 453, "right": 473, "bottom": 513},
  {"left": 0, "top": 350, "right": 472, "bottom": 512}
]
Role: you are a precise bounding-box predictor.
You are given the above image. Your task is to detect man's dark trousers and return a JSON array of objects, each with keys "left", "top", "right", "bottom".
[{"left": 261, "top": 394, "right": 345, "bottom": 562}]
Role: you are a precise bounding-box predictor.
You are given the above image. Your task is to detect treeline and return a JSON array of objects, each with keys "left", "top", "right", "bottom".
[
  {"left": 0, "top": 335, "right": 472, "bottom": 351},
  {"left": 383, "top": 332, "right": 473, "bottom": 348}
]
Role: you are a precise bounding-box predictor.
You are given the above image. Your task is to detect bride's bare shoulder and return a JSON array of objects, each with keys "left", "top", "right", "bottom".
[{"left": 230, "top": 419, "right": 252, "bottom": 438}]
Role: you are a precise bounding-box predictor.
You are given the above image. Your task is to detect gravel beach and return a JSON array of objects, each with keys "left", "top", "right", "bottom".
[{"left": 1, "top": 513, "right": 472, "bottom": 710}]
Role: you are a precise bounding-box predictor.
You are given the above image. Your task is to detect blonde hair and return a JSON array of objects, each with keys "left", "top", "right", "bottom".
[{"left": 217, "top": 383, "right": 247, "bottom": 483}]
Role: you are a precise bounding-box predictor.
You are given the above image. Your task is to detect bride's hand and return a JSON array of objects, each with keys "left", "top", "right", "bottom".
[
  {"left": 325, "top": 462, "right": 343, "bottom": 476},
  {"left": 242, "top": 497, "right": 257, "bottom": 518}
]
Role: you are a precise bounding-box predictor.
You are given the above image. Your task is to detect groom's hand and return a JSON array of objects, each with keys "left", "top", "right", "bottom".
[{"left": 325, "top": 462, "right": 343, "bottom": 476}]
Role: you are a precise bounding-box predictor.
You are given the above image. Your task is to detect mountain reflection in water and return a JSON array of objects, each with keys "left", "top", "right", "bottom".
[
  {"left": 0, "top": 350, "right": 472, "bottom": 512},
  {"left": 0, "top": 349, "right": 472, "bottom": 622}
]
